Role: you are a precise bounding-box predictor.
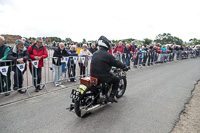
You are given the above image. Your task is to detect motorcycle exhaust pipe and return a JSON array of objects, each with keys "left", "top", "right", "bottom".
[
  {"left": 82, "top": 104, "right": 101, "bottom": 113},
  {"left": 81, "top": 102, "right": 112, "bottom": 117}
]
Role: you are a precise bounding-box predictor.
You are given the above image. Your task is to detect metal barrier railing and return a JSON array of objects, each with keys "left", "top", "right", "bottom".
[{"left": 0, "top": 54, "right": 93, "bottom": 96}]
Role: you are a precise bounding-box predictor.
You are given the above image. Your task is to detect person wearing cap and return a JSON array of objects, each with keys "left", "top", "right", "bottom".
[
  {"left": 7, "top": 39, "right": 29, "bottom": 93},
  {"left": 0, "top": 36, "right": 11, "bottom": 96},
  {"left": 79, "top": 44, "right": 92, "bottom": 77},
  {"left": 28, "top": 37, "right": 48, "bottom": 92},
  {"left": 89, "top": 43, "right": 98, "bottom": 54}
]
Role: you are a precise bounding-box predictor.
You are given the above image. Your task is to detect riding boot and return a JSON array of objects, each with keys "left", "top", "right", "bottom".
[{"left": 108, "top": 92, "right": 118, "bottom": 103}]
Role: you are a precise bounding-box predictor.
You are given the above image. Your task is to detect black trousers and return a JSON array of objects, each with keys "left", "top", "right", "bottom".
[
  {"left": 143, "top": 53, "right": 147, "bottom": 66},
  {"left": 13, "top": 66, "right": 25, "bottom": 88},
  {"left": 79, "top": 63, "right": 85, "bottom": 77},
  {"left": 29, "top": 67, "right": 41, "bottom": 88},
  {"left": 109, "top": 76, "right": 120, "bottom": 95},
  {"left": 68, "top": 64, "right": 76, "bottom": 78}
]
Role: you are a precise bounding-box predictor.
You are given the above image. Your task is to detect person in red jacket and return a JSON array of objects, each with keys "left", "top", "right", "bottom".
[
  {"left": 113, "top": 41, "right": 124, "bottom": 53},
  {"left": 113, "top": 41, "right": 124, "bottom": 61},
  {"left": 28, "top": 37, "right": 48, "bottom": 92}
]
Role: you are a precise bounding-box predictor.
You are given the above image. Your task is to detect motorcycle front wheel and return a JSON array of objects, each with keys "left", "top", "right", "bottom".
[{"left": 116, "top": 78, "right": 127, "bottom": 98}]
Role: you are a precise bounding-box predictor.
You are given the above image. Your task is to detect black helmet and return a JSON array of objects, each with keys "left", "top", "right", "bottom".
[{"left": 98, "top": 36, "right": 112, "bottom": 50}]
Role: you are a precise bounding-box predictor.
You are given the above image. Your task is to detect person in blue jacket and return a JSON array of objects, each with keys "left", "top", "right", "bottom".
[
  {"left": 134, "top": 45, "right": 142, "bottom": 66},
  {"left": 161, "top": 45, "right": 167, "bottom": 53},
  {"left": 67, "top": 45, "right": 78, "bottom": 82},
  {"left": 161, "top": 45, "right": 167, "bottom": 62}
]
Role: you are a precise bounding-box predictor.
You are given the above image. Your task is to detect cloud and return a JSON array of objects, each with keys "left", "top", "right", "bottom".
[
  {"left": 0, "top": 0, "right": 200, "bottom": 42},
  {"left": 0, "top": 0, "right": 13, "bottom": 5}
]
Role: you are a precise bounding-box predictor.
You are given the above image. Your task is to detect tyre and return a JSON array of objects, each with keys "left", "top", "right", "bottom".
[
  {"left": 116, "top": 78, "right": 127, "bottom": 98},
  {"left": 74, "top": 87, "right": 97, "bottom": 117}
]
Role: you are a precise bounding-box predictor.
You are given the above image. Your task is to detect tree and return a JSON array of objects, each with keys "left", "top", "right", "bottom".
[
  {"left": 65, "top": 38, "right": 72, "bottom": 42},
  {"left": 83, "top": 38, "right": 86, "bottom": 43},
  {"left": 155, "top": 33, "right": 183, "bottom": 45},
  {"left": 143, "top": 38, "right": 152, "bottom": 45},
  {"left": 173, "top": 36, "right": 183, "bottom": 45},
  {"left": 189, "top": 38, "right": 200, "bottom": 45}
]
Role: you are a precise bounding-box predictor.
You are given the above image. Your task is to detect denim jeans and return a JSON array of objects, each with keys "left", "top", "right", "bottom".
[
  {"left": 53, "top": 65, "right": 62, "bottom": 84},
  {"left": 123, "top": 57, "right": 130, "bottom": 67}
]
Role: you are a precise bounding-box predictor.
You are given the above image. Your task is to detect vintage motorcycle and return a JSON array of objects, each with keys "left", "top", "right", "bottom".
[{"left": 67, "top": 67, "right": 128, "bottom": 117}]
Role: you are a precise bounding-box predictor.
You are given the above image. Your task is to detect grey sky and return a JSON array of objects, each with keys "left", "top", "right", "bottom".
[{"left": 0, "top": 0, "right": 199, "bottom": 42}]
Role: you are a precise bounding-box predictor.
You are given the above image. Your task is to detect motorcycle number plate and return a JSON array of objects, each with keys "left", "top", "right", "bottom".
[
  {"left": 70, "top": 85, "right": 87, "bottom": 101},
  {"left": 70, "top": 89, "right": 80, "bottom": 101}
]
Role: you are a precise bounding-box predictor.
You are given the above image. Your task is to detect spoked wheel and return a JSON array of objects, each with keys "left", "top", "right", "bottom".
[
  {"left": 74, "top": 88, "right": 97, "bottom": 117},
  {"left": 116, "top": 78, "right": 127, "bottom": 98}
]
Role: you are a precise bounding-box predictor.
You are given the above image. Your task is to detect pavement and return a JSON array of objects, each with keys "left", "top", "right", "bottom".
[{"left": 0, "top": 58, "right": 200, "bottom": 133}]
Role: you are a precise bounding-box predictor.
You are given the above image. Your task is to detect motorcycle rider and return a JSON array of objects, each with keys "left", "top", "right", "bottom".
[{"left": 91, "top": 36, "right": 127, "bottom": 103}]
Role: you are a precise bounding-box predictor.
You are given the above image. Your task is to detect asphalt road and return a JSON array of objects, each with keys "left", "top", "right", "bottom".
[{"left": 0, "top": 58, "right": 200, "bottom": 133}]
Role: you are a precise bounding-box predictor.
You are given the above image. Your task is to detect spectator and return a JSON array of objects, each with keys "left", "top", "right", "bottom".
[
  {"left": 89, "top": 43, "right": 98, "bottom": 54},
  {"left": 175, "top": 45, "right": 180, "bottom": 60},
  {"left": 141, "top": 46, "right": 147, "bottom": 66},
  {"left": 169, "top": 45, "right": 174, "bottom": 61},
  {"left": 79, "top": 44, "right": 92, "bottom": 77},
  {"left": 52, "top": 42, "right": 69, "bottom": 87},
  {"left": 156, "top": 47, "right": 162, "bottom": 54},
  {"left": 123, "top": 44, "right": 131, "bottom": 68},
  {"left": 95, "top": 41, "right": 98, "bottom": 47},
  {"left": 153, "top": 46, "right": 158, "bottom": 62},
  {"left": 196, "top": 46, "right": 200, "bottom": 56},
  {"left": 166, "top": 45, "right": 171, "bottom": 61},
  {"left": 113, "top": 41, "right": 124, "bottom": 61},
  {"left": 129, "top": 42, "right": 135, "bottom": 54},
  {"left": 147, "top": 44, "right": 155, "bottom": 65},
  {"left": 7, "top": 39, "right": 29, "bottom": 93},
  {"left": 0, "top": 36, "right": 11, "bottom": 96},
  {"left": 76, "top": 43, "right": 82, "bottom": 55},
  {"left": 22, "top": 38, "right": 30, "bottom": 49},
  {"left": 67, "top": 45, "right": 78, "bottom": 82},
  {"left": 161, "top": 45, "right": 167, "bottom": 62},
  {"left": 52, "top": 41, "right": 56, "bottom": 47},
  {"left": 113, "top": 41, "right": 124, "bottom": 53},
  {"left": 136, "top": 45, "right": 142, "bottom": 66},
  {"left": 161, "top": 45, "right": 167, "bottom": 53},
  {"left": 28, "top": 37, "right": 48, "bottom": 92}
]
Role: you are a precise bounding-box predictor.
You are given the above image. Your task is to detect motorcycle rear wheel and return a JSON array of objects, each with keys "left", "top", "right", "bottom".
[{"left": 74, "top": 88, "right": 97, "bottom": 117}]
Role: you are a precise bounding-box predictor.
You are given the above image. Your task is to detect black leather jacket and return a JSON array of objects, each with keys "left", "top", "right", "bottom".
[{"left": 91, "top": 47, "right": 125, "bottom": 83}]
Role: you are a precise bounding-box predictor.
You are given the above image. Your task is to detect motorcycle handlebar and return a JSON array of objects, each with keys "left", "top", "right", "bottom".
[{"left": 112, "top": 67, "right": 129, "bottom": 72}]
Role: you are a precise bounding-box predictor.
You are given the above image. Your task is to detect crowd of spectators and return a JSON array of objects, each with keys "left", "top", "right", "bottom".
[
  {"left": 0, "top": 35, "right": 200, "bottom": 97},
  {"left": 111, "top": 41, "right": 200, "bottom": 68},
  {"left": 0, "top": 36, "right": 48, "bottom": 95}
]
